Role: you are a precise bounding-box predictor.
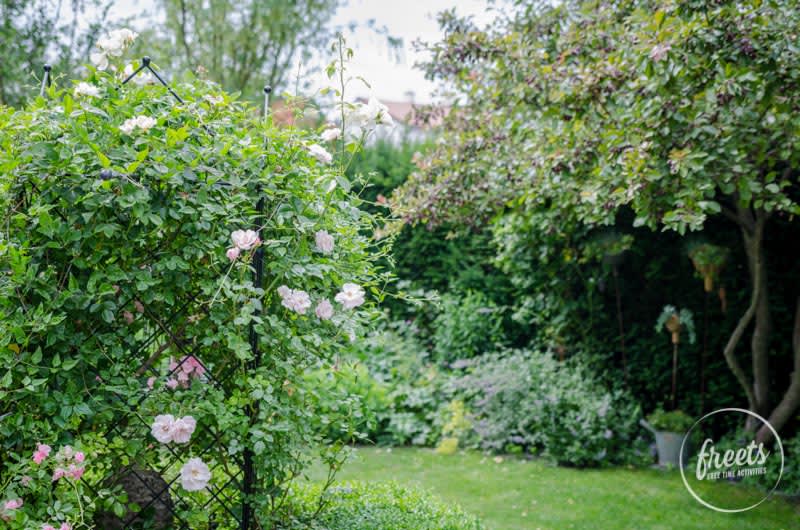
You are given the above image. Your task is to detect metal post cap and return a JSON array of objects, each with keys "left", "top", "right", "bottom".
[
  {"left": 43, "top": 64, "right": 52, "bottom": 72},
  {"left": 100, "top": 169, "right": 114, "bottom": 180},
  {"left": 263, "top": 85, "right": 272, "bottom": 94},
  {"left": 142, "top": 56, "right": 151, "bottom": 66}
]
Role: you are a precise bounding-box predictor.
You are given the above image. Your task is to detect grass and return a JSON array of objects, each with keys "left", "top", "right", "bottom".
[{"left": 310, "top": 446, "right": 799, "bottom": 530}]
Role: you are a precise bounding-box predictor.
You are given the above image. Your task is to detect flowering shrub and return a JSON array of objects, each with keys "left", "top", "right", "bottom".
[{"left": 0, "top": 32, "right": 391, "bottom": 528}]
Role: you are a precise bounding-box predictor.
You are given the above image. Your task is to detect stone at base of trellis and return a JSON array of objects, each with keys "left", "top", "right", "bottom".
[{"left": 94, "top": 466, "right": 174, "bottom": 529}]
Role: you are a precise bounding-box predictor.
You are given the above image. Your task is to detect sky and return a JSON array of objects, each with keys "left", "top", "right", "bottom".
[
  {"left": 316, "top": 0, "right": 496, "bottom": 103},
  {"left": 106, "top": 0, "right": 495, "bottom": 104}
]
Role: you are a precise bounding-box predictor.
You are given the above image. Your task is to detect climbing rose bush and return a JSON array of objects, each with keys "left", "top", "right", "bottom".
[{"left": 0, "top": 32, "right": 390, "bottom": 528}]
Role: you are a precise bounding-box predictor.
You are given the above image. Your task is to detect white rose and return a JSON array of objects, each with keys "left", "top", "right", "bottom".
[
  {"left": 314, "top": 230, "right": 334, "bottom": 254},
  {"left": 334, "top": 283, "right": 366, "bottom": 309},
  {"left": 320, "top": 127, "right": 341, "bottom": 142},
  {"left": 119, "top": 117, "right": 137, "bottom": 134},
  {"left": 315, "top": 299, "right": 334, "bottom": 320},
  {"left": 120, "top": 115, "right": 156, "bottom": 134},
  {"left": 180, "top": 457, "right": 211, "bottom": 491},
  {"left": 74, "top": 82, "right": 100, "bottom": 98},
  {"left": 307, "top": 144, "right": 333, "bottom": 164},
  {"left": 135, "top": 116, "right": 157, "bottom": 132},
  {"left": 151, "top": 414, "right": 176, "bottom": 444},
  {"left": 110, "top": 28, "right": 138, "bottom": 47},
  {"left": 90, "top": 52, "right": 109, "bottom": 71},
  {"left": 230, "top": 229, "right": 260, "bottom": 250},
  {"left": 366, "top": 97, "right": 393, "bottom": 126},
  {"left": 277, "top": 285, "right": 291, "bottom": 299}
]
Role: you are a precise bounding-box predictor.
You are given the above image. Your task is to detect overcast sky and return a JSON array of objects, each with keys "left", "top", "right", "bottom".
[
  {"left": 107, "top": 0, "right": 495, "bottom": 104},
  {"left": 317, "top": 0, "right": 495, "bottom": 103}
]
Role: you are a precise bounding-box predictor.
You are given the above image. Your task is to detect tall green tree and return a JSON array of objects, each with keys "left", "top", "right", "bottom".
[
  {"left": 0, "top": 0, "right": 111, "bottom": 106},
  {"left": 396, "top": 0, "right": 800, "bottom": 441},
  {"left": 157, "top": 0, "right": 340, "bottom": 96}
]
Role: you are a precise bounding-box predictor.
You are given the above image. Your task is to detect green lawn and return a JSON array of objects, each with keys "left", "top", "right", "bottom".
[{"left": 310, "top": 447, "right": 799, "bottom": 530}]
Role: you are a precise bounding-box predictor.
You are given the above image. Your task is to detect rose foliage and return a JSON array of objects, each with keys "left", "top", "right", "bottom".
[{"left": 0, "top": 38, "right": 390, "bottom": 528}]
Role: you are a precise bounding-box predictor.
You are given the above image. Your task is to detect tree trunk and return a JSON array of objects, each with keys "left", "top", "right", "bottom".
[
  {"left": 757, "top": 297, "right": 800, "bottom": 443},
  {"left": 612, "top": 264, "right": 627, "bottom": 380},
  {"left": 720, "top": 208, "right": 764, "bottom": 414},
  {"left": 743, "top": 215, "right": 771, "bottom": 421}
]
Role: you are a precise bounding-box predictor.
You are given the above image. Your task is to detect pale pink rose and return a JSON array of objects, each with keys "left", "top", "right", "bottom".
[
  {"left": 314, "top": 230, "right": 334, "bottom": 254},
  {"left": 4, "top": 499, "right": 22, "bottom": 510},
  {"left": 20, "top": 476, "right": 32, "bottom": 486},
  {"left": 33, "top": 443, "right": 51, "bottom": 464},
  {"left": 60, "top": 524, "right": 71, "bottom": 530},
  {"left": 226, "top": 247, "right": 240, "bottom": 261},
  {"left": 279, "top": 288, "right": 311, "bottom": 315},
  {"left": 176, "top": 370, "right": 190, "bottom": 383},
  {"left": 68, "top": 464, "right": 85, "bottom": 480},
  {"left": 230, "top": 229, "right": 260, "bottom": 250},
  {"left": 168, "top": 357, "right": 179, "bottom": 372},
  {"left": 180, "top": 458, "right": 211, "bottom": 491},
  {"left": 181, "top": 355, "right": 205, "bottom": 377},
  {"left": 57, "top": 446, "right": 73, "bottom": 462},
  {"left": 134, "top": 300, "right": 145, "bottom": 313},
  {"left": 277, "top": 285, "right": 291, "bottom": 299},
  {"left": 123, "top": 310, "right": 134, "bottom": 324},
  {"left": 42, "top": 525, "right": 57, "bottom": 530},
  {"left": 74, "top": 452, "right": 85, "bottom": 463},
  {"left": 147, "top": 376, "right": 156, "bottom": 389},
  {"left": 315, "top": 299, "right": 334, "bottom": 320},
  {"left": 170, "top": 416, "right": 197, "bottom": 444},
  {"left": 52, "top": 468, "right": 66, "bottom": 481},
  {"left": 166, "top": 378, "right": 179, "bottom": 389},
  {"left": 334, "top": 283, "right": 366, "bottom": 309},
  {"left": 151, "top": 414, "right": 176, "bottom": 444}
]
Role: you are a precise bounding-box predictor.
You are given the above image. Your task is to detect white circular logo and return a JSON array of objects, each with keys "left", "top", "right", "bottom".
[{"left": 679, "top": 408, "right": 784, "bottom": 513}]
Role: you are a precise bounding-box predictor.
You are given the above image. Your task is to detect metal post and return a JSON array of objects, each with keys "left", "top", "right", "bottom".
[
  {"left": 241, "top": 85, "right": 270, "bottom": 530},
  {"left": 39, "top": 64, "right": 51, "bottom": 97},
  {"left": 263, "top": 85, "right": 272, "bottom": 119}
]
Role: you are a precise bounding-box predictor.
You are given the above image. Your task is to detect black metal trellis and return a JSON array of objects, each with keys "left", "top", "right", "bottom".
[
  {"left": 36, "top": 60, "right": 272, "bottom": 530},
  {"left": 242, "top": 84, "right": 271, "bottom": 530}
]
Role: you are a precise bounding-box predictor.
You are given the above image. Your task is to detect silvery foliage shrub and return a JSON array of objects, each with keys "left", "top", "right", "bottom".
[
  {"left": 452, "top": 350, "right": 643, "bottom": 467},
  {"left": 0, "top": 37, "right": 390, "bottom": 527},
  {"left": 288, "top": 481, "right": 484, "bottom": 530}
]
